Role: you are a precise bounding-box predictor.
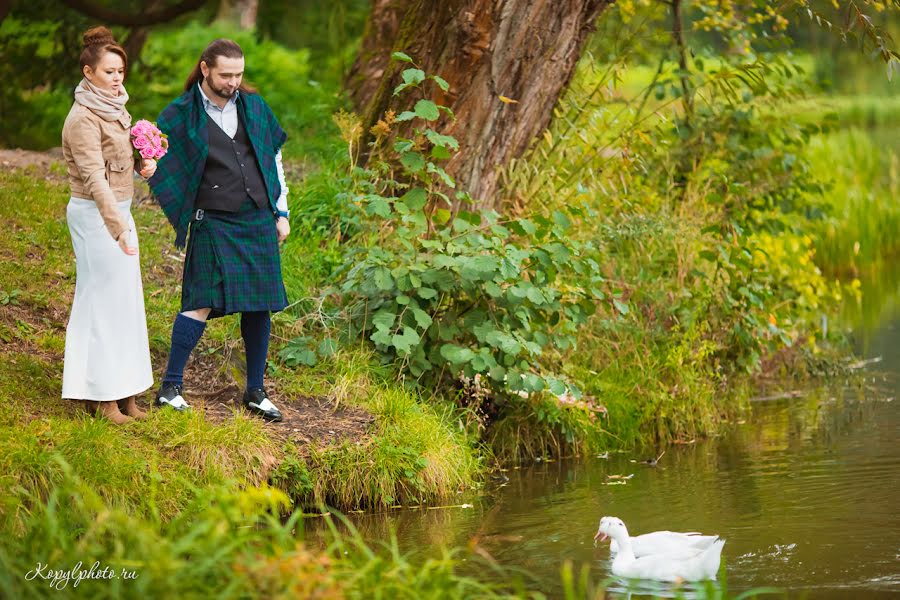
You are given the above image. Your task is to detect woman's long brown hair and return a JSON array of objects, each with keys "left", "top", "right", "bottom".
[{"left": 184, "top": 38, "right": 256, "bottom": 94}]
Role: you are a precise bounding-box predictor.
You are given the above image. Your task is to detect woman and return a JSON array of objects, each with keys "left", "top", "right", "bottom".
[{"left": 61, "top": 26, "right": 156, "bottom": 424}]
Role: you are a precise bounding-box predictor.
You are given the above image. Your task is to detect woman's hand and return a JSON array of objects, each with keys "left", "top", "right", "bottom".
[
  {"left": 139, "top": 158, "right": 157, "bottom": 180},
  {"left": 276, "top": 216, "right": 290, "bottom": 242},
  {"left": 117, "top": 229, "right": 137, "bottom": 256}
]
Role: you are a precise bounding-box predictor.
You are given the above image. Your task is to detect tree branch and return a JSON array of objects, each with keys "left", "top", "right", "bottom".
[{"left": 61, "top": 0, "right": 206, "bottom": 27}]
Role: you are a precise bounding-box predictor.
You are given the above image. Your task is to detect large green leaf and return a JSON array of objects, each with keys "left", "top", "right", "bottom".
[
  {"left": 414, "top": 99, "right": 440, "bottom": 121},
  {"left": 440, "top": 344, "right": 475, "bottom": 364}
]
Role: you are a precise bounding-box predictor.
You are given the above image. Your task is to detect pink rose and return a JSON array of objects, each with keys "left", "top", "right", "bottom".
[
  {"left": 154, "top": 146, "right": 166, "bottom": 159},
  {"left": 131, "top": 121, "right": 149, "bottom": 136},
  {"left": 139, "top": 146, "right": 156, "bottom": 159},
  {"left": 133, "top": 135, "right": 150, "bottom": 149}
]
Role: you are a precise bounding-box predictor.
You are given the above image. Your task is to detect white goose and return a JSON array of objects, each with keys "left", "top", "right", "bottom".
[
  {"left": 593, "top": 516, "right": 719, "bottom": 557},
  {"left": 596, "top": 517, "right": 725, "bottom": 582}
]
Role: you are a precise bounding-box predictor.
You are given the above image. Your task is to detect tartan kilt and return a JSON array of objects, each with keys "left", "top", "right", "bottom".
[{"left": 181, "top": 203, "right": 288, "bottom": 319}]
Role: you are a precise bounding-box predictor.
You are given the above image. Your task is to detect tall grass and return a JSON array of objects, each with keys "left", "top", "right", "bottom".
[
  {"left": 807, "top": 127, "right": 900, "bottom": 274},
  {"left": 0, "top": 464, "right": 529, "bottom": 599}
]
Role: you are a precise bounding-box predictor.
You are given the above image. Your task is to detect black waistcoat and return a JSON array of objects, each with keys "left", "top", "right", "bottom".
[{"left": 195, "top": 114, "right": 268, "bottom": 212}]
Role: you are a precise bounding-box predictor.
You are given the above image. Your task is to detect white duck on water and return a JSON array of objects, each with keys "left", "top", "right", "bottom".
[
  {"left": 596, "top": 517, "right": 725, "bottom": 582},
  {"left": 593, "top": 516, "right": 719, "bottom": 557}
]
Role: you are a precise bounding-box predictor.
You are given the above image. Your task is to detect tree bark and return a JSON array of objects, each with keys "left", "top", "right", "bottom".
[
  {"left": 0, "top": 0, "right": 12, "bottom": 27},
  {"left": 345, "top": 0, "right": 410, "bottom": 110},
  {"left": 349, "top": 0, "right": 616, "bottom": 211}
]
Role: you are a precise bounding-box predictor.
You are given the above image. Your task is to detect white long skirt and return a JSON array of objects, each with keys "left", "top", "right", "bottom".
[{"left": 62, "top": 197, "right": 154, "bottom": 401}]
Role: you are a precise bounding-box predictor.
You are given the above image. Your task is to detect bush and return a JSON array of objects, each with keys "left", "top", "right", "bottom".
[{"left": 332, "top": 57, "right": 610, "bottom": 397}]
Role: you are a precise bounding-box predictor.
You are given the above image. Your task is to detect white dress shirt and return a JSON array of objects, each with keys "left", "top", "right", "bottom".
[{"left": 197, "top": 83, "right": 289, "bottom": 216}]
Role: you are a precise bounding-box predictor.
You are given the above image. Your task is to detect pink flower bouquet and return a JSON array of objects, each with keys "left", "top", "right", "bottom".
[{"left": 130, "top": 119, "right": 168, "bottom": 162}]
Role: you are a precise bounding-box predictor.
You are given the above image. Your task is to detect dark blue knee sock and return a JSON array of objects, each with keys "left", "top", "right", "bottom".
[
  {"left": 241, "top": 311, "right": 271, "bottom": 390},
  {"left": 163, "top": 313, "right": 207, "bottom": 386}
]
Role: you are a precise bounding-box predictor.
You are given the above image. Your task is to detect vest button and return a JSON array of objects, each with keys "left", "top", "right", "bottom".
[{"left": 246, "top": 188, "right": 251, "bottom": 192}]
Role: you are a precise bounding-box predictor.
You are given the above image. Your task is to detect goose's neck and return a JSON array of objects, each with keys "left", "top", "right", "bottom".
[{"left": 613, "top": 529, "right": 636, "bottom": 561}]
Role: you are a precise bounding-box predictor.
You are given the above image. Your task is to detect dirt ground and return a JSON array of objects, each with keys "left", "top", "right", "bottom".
[
  {"left": 1, "top": 149, "right": 374, "bottom": 446},
  {"left": 0, "top": 147, "right": 66, "bottom": 171}
]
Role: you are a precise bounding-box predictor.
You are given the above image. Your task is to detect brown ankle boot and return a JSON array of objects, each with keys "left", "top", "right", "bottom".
[
  {"left": 117, "top": 396, "right": 147, "bottom": 419},
  {"left": 96, "top": 401, "right": 133, "bottom": 425}
]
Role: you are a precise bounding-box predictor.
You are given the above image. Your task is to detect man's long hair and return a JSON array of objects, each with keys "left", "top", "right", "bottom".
[{"left": 184, "top": 38, "right": 257, "bottom": 94}]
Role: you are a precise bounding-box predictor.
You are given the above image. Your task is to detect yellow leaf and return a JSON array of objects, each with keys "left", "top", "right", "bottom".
[{"left": 498, "top": 95, "right": 519, "bottom": 104}]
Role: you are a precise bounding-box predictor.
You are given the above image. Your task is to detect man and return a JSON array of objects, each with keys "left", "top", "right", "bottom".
[{"left": 148, "top": 38, "right": 290, "bottom": 422}]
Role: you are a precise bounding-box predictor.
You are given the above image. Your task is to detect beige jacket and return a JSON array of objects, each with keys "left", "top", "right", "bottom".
[{"left": 61, "top": 102, "right": 134, "bottom": 240}]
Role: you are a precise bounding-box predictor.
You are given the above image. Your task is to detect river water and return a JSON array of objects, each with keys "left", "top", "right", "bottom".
[{"left": 331, "top": 264, "right": 900, "bottom": 598}]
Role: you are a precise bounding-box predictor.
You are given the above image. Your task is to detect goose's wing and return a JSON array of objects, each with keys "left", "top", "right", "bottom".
[
  {"left": 625, "top": 540, "right": 725, "bottom": 582},
  {"left": 630, "top": 531, "right": 714, "bottom": 557}
]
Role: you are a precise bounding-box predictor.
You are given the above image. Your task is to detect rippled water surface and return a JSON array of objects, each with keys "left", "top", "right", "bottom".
[{"left": 329, "top": 274, "right": 900, "bottom": 598}]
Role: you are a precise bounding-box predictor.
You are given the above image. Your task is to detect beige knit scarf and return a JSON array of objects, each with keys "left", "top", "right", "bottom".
[{"left": 73, "top": 78, "right": 131, "bottom": 128}]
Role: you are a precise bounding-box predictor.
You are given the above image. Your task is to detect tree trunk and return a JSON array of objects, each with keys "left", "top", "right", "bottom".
[
  {"left": 350, "top": 0, "right": 616, "bottom": 211},
  {"left": 345, "top": 0, "right": 410, "bottom": 110},
  {"left": 218, "top": 0, "right": 259, "bottom": 29},
  {"left": 0, "top": 0, "right": 12, "bottom": 27}
]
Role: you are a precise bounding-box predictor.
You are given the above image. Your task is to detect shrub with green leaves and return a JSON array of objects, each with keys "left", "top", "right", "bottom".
[{"left": 335, "top": 55, "right": 607, "bottom": 396}]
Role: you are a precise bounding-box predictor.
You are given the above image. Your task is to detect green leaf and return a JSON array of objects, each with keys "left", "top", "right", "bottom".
[
  {"left": 431, "top": 145, "right": 451, "bottom": 160},
  {"left": 526, "top": 287, "right": 544, "bottom": 304},
  {"left": 548, "top": 378, "right": 567, "bottom": 395},
  {"left": 392, "top": 51, "right": 414, "bottom": 63},
  {"left": 372, "top": 309, "right": 395, "bottom": 332},
  {"left": 402, "top": 68, "right": 425, "bottom": 85},
  {"left": 401, "top": 151, "right": 425, "bottom": 173},
  {"left": 366, "top": 196, "right": 392, "bottom": 218},
  {"left": 371, "top": 329, "right": 392, "bottom": 346},
  {"left": 317, "top": 338, "right": 337, "bottom": 357},
  {"left": 440, "top": 344, "right": 475, "bottom": 364},
  {"left": 395, "top": 111, "right": 417, "bottom": 122},
  {"left": 417, "top": 287, "right": 438, "bottom": 299},
  {"left": 433, "top": 208, "right": 452, "bottom": 224},
  {"left": 414, "top": 99, "right": 440, "bottom": 121},
  {"left": 452, "top": 218, "right": 472, "bottom": 233},
  {"left": 401, "top": 187, "right": 428, "bottom": 211},
  {"left": 374, "top": 268, "right": 394, "bottom": 291},
  {"left": 431, "top": 75, "right": 450, "bottom": 91},
  {"left": 425, "top": 129, "right": 459, "bottom": 150},
  {"left": 392, "top": 326, "right": 420, "bottom": 355},
  {"left": 552, "top": 210, "right": 572, "bottom": 231},
  {"left": 613, "top": 299, "right": 630, "bottom": 316},
  {"left": 427, "top": 163, "right": 456, "bottom": 188},
  {"left": 412, "top": 308, "right": 433, "bottom": 329},
  {"left": 489, "top": 365, "right": 507, "bottom": 382}
]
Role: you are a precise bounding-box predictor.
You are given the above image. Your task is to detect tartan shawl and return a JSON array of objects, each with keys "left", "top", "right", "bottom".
[{"left": 148, "top": 85, "right": 287, "bottom": 248}]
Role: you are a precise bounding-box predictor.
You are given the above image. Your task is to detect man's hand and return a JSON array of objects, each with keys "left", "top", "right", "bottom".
[
  {"left": 139, "top": 158, "right": 157, "bottom": 180},
  {"left": 276, "top": 216, "right": 290, "bottom": 242}
]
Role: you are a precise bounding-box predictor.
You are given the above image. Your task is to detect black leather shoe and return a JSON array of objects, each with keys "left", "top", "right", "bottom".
[
  {"left": 155, "top": 382, "right": 191, "bottom": 411},
  {"left": 243, "top": 388, "right": 283, "bottom": 422}
]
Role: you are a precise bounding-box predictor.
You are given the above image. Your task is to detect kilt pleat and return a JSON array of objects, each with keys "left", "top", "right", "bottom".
[{"left": 181, "top": 204, "right": 287, "bottom": 318}]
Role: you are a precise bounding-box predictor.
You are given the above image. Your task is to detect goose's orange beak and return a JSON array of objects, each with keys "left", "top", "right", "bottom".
[{"left": 593, "top": 530, "right": 608, "bottom": 542}]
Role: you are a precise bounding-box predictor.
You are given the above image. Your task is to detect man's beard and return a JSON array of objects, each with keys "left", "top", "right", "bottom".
[{"left": 208, "top": 81, "right": 236, "bottom": 99}]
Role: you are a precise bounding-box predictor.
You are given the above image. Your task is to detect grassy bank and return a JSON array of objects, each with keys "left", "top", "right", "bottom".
[{"left": 0, "top": 165, "right": 480, "bottom": 525}]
